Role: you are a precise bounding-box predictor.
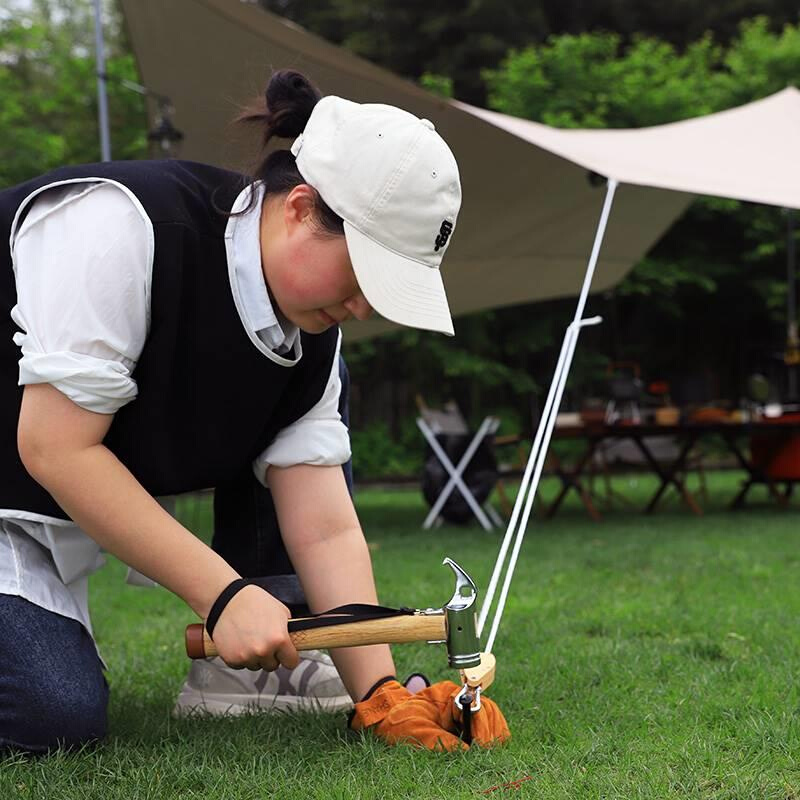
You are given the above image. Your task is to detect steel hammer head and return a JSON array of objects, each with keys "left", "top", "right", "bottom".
[{"left": 442, "top": 557, "right": 481, "bottom": 669}]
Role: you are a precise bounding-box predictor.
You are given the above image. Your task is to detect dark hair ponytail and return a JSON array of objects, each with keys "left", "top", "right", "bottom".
[
  {"left": 232, "top": 69, "right": 343, "bottom": 236},
  {"left": 238, "top": 68, "right": 319, "bottom": 145}
]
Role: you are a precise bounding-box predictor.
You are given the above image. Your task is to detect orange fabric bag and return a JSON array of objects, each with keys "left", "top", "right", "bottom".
[{"left": 350, "top": 679, "right": 510, "bottom": 751}]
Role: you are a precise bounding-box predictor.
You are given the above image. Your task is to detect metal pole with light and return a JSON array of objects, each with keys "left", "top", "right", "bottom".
[
  {"left": 92, "top": 2, "right": 183, "bottom": 160},
  {"left": 92, "top": 0, "right": 112, "bottom": 162},
  {"left": 113, "top": 78, "right": 185, "bottom": 158}
]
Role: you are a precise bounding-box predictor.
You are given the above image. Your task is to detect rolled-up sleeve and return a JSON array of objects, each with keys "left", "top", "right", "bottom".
[
  {"left": 253, "top": 330, "right": 351, "bottom": 485},
  {"left": 10, "top": 181, "right": 152, "bottom": 414}
]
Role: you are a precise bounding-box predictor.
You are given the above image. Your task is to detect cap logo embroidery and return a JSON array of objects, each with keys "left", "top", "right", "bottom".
[{"left": 434, "top": 220, "right": 453, "bottom": 252}]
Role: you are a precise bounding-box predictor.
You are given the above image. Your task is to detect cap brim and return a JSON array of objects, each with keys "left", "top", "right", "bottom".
[{"left": 344, "top": 221, "right": 454, "bottom": 336}]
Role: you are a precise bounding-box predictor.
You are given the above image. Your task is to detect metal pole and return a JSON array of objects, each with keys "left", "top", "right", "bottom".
[
  {"left": 92, "top": 0, "right": 111, "bottom": 161},
  {"left": 787, "top": 209, "right": 798, "bottom": 400}
]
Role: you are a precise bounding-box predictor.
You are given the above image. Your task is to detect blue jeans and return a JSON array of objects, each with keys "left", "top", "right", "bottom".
[{"left": 0, "top": 594, "right": 108, "bottom": 754}]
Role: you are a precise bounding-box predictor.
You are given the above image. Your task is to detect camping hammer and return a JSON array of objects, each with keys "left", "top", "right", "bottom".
[{"left": 184, "top": 557, "right": 496, "bottom": 699}]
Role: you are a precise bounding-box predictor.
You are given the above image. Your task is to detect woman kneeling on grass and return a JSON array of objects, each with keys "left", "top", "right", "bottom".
[{"left": 0, "top": 70, "right": 509, "bottom": 753}]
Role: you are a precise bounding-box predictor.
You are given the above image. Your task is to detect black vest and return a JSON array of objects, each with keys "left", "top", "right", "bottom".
[{"left": 0, "top": 160, "right": 338, "bottom": 520}]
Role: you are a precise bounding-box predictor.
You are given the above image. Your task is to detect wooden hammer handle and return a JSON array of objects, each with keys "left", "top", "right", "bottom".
[{"left": 185, "top": 613, "right": 446, "bottom": 659}]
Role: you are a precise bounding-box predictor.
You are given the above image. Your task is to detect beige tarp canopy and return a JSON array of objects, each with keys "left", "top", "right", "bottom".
[
  {"left": 459, "top": 87, "right": 800, "bottom": 210},
  {"left": 120, "top": 0, "right": 692, "bottom": 340},
  {"left": 465, "top": 86, "right": 800, "bottom": 646}
]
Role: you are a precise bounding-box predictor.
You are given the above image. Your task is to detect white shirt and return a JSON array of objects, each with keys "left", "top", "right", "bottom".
[{"left": 1, "top": 177, "right": 351, "bottom": 661}]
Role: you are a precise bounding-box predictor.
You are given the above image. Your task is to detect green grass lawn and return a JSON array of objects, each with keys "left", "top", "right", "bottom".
[{"left": 3, "top": 471, "right": 800, "bottom": 799}]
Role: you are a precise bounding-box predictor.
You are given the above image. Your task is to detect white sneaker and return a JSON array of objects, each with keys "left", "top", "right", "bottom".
[{"left": 172, "top": 650, "right": 353, "bottom": 716}]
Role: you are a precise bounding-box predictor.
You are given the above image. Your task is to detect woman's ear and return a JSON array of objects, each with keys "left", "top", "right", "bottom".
[{"left": 283, "top": 184, "right": 317, "bottom": 233}]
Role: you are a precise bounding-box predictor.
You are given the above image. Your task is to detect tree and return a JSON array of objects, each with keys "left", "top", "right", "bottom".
[
  {"left": 483, "top": 18, "right": 800, "bottom": 402},
  {"left": 0, "top": 0, "right": 146, "bottom": 188},
  {"left": 259, "top": 0, "right": 798, "bottom": 106}
]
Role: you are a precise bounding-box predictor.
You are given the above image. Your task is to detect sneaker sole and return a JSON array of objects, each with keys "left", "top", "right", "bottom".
[{"left": 172, "top": 689, "right": 353, "bottom": 717}]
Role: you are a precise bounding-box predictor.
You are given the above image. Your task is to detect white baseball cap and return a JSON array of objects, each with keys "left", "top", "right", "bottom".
[{"left": 290, "top": 96, "right": 461, "bottom": 335}]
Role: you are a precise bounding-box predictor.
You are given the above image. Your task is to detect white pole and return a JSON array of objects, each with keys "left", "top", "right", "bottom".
[
  {"left": 479, "top": 178, "right": 619, "bottom": 653},
  {"left": 477, "top": 320, "right": 577, "bottom": 634},
  {"left": 92, "top": 0, "right": 111, "bottom": 161}
]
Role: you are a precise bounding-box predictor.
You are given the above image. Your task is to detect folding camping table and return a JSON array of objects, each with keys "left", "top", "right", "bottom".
[{"left": 545, "top": 418, "right": 800, "bottom": 518}]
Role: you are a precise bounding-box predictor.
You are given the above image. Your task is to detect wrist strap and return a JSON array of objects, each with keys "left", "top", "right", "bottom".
[{"left": 205, "top": 578, "right": 253, "bottom": 640}]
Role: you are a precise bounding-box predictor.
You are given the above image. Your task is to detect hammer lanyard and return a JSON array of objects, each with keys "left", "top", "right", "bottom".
[
  {"left": 286, "top": 603, "right": 416, "bottom": 631},
  {"left": 205, "top": 577, "right": 415, "bottom": 640}
]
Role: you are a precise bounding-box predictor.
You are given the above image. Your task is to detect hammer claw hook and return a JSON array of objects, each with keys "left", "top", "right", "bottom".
[
  {"left": 442, "top": 557, "right": 477, "bottom": 611},
  {"left": 441, "top": 557, "right": 482, "bottom": 669}
]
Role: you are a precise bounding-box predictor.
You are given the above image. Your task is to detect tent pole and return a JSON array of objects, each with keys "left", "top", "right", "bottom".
[
  {"left": 787, "top": 209, "right": 798, "bottom": 400},
  {"left": 479, "top": 178, "right": 618, "bottom": 651},
  {"left": 92, "top": 0, "right": 112, "bottom": 162}
]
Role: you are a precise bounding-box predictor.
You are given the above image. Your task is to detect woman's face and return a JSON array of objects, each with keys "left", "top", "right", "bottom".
[{"left": 260, "top": 187, "right": 374, "bottom": 333}]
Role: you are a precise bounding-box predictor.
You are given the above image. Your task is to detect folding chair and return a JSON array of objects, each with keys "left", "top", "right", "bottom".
[{"left": 416, "top": 396, "right": 504, "bottom": 531}]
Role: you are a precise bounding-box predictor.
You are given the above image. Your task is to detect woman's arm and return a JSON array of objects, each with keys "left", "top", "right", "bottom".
[
  {"left": 267, "top": 462, "right": 396, "bottom": 701},
  {"left": 18, "top": 382, "right": 299, "bottom": 671}
]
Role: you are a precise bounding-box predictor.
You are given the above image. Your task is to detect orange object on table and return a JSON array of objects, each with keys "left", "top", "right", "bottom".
[
  {"left": 750, "top": 413, "right": 800, "bottom": 480},
  {"left": 655, "top": 406, "right": 680, "bottom": 425},
  {"left": 689, "top": 406, "right": 729, "bottom": 423}
]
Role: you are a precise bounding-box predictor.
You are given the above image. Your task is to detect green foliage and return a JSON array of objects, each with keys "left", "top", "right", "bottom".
[
  {"left": 350, "top": 420, "right": 423, "bottom": 481},
  {"left": 259, "top": 1, "right": 799, "bottom": 106},
  {"left": 344, "top": 310, "right": 546, "bottom": 452},
  {"left": 484, "top": 17, "right": 800, "bottom": 129},
  {"left": 616, "top": 257, "right": 718, "bottom": 311},
  {"left": 398, "top": 320, "right": 539, "bottom": 394},
  {"left": 485, "top": 31, "right": 726, "bottom": 127},
  {"left": 720, "top": 16, "right": 800, "bottom": 105},
  {"left": 418, "top": 72, "right": 453, "bottom": 99},
  {"left": 480, "top": 17, "right": 800, "bottom": 398},
  {"left": 259, "top": 0, "right": 549, "bottom": 105},
  {"left": 0, "top": 0, "right": 147, "bottom": 188}
]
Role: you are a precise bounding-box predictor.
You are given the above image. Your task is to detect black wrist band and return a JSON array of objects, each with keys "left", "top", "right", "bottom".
[{"left": 205, "top": 578, "right": 253, "bottom": 640}]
